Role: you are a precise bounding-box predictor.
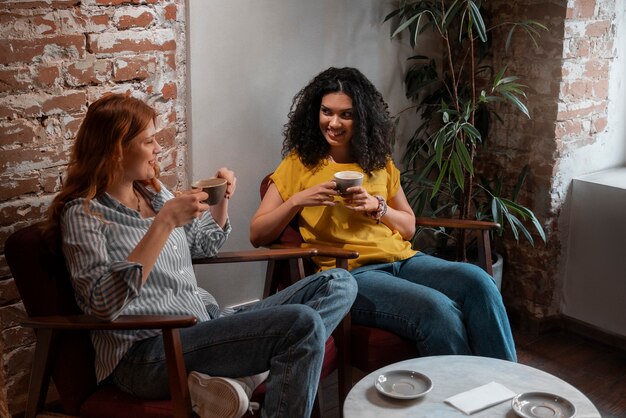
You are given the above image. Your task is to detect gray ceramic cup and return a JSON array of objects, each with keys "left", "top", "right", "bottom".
[
  {"left": 333, "top": 171, "right": 364, "bottom": 196},
  {"left": 191, "top": 177, "right": 228, "bottom": 205}
]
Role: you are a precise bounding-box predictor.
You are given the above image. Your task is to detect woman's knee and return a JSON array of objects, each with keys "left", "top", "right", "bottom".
[
  {"left": 281, "top": 305, "right": 326, "bottom": 345},
  {"left": 325, "top": 268, "right": 358, "bottom": 301}
]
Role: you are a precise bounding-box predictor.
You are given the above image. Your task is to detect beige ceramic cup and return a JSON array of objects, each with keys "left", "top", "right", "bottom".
[
  {"left": 333, "top": 171, "right": 364, "bottom": 196},
  {"left": 191, "top": 177, "right": 228, "bottom": 205}
]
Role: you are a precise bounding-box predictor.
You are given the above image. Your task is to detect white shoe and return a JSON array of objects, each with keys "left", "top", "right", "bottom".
[
  {"left": 187, "top": 371, "right": 269, "bottom": 418},
  {"left": 236, "top": 370, "right": 270, "bottom": 398}
]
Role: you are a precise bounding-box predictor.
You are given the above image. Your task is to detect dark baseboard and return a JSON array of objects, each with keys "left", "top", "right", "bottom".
[
  {"left": 507, "top": 307, "right": 626, "bottom": 353},
  {"left": 561, "top": 315, "right": 626, "bottom": 353}
]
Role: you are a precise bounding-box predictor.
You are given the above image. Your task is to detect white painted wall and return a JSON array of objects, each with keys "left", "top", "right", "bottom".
[{"left": 187, "top": 0, "right": 416, "bottom": 307}]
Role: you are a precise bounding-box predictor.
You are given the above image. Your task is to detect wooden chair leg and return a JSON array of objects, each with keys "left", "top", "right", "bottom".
[
  {"left": 477, "top": 229, "right": 494, "bottom": 276},
  {"left": 25, "top": 328, "right": 55, "bottom": 418},
  {"left": 334, "top": 313, "right": 351, "bottom": 418},
  {"left": 162, "top": 328, "right": 193, "bottom": 418}
]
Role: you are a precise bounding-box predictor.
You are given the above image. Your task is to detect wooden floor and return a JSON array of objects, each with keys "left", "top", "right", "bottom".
[{"left": 320, "top": 328, "right": 626, "bottom": 417}]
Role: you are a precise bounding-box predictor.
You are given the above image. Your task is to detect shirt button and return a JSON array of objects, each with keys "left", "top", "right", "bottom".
[
  {"left": 173, "top": 245, "right": 178, "bottom": 251},
  {"left": 179, "top": 270, "right": 184, "bottom": 274},
  {"left": 194, "top": 291, "right": 199, "bottom": 295}
]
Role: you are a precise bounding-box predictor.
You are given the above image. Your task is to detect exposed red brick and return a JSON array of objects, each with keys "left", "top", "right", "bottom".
[
  {"left": 583, "top": 59, "right": 609, "bottom": 77},
  {"left": 41, "top": 168, "right": 64, "bottom": 193},
  {"left": 112, "top": 55, "right": 156, "bottom": 82},
  {"left": 167, "top": 110, "right": 176, "bottom": 124},
  {"left": 95, "top": 0, "right": 157, "bottom": 4},
  {"left": 592, "top": 116, "right": 608, "bottom": 133},
  {"left": 567, "top": 0, "right": 596, "bottom": 19},
  {"left": 156, "top": 126, "right": 176, "bottom": 149},
  {"left": 158, "top": 171, "right": 179, "bottom": 191},
  {"left": 0, "top": 120, "right": 42, "bottom": 147},
  {"left": 556, "top": 103, "right": 606, "bottom": 120},
  {"left": 0, "top": 1, "right": 78, "bottom": 9},
  {"left": 585, "top": 20, "right": 610, "bottom": 37},
  {"left": 0, "top": 173, "right": 39, "bottom": 202},
  {"left": 33, "top": 15, "right": 57, "bottom": 35},
  {"left": 0, "top": 66, "right": 60, "bottom": 94},
  {"left": 116, "top": 11, "right": 154, "bottom": 30},
  {"left": 0, "top": 280, "right": 21, "bottom": 306},
  {"left": 164, "top": 4, "right": 177, "bottom": 21},
  {"left": 555, "top": 119, "right": 584, "bottom": 139},
  {"left": 88, "top": 31, "right": 175, "bottom": 54},
  {"left": 0, "top": 35, "right": 86, "bottom": 65},
  {"left": 165, "top": 53, "right": 176, "bottom": 70},
  {"left": 1, "top": 324, "right": 34, "bottom": 351},
  {"left": 36, "top": 66, "right": 61, "bottom": 86},
  {"left": 42, "top": 91, "right": 87, "bottom": 115},
  {"left": 90, "top": 14, "right": 110, "bottom": 26},
  {"left": 66, "top": 58, "right": 111, "bottom": 87},
  {"left": 161, "top": 82, "right": 176, "bottom": 100},
  {"left": 591, "top": 79, "right": 608, "bottom": 98},
  {"left": 0, "top": 145, "right": 69, "bottom": 174}
]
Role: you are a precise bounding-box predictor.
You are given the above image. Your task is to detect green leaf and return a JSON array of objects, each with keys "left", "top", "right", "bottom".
[
  {"left": 454, "top": 138, "right": 474, "bottom": 173},
  {"left": 510, "top": 216, "right": 534, "bottom": 245},
  {"left": 450, "top": 153, "right": 465, "bottom": 190},
  {"left": 501, "top": 91, "right": 530, "bottom": 118},
  {"left": 469, "top": 1, "right": 487, "bottom": 42},
  {"left": 392, "top": 13, "right": 420, "bottom": 39},
  {"left": 432, "top": 159, "right": 449, "bottom": 198},
  {"left": 383, "top": 8, "right": 402, "bottom": 23},
  {"left": 442, "top": 0, "right": 463, "bottom": 32}
]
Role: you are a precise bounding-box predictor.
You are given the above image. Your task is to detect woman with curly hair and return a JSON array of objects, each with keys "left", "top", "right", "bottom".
[{"left": 250, "top": 67, "right": 516, "bottom": 361}]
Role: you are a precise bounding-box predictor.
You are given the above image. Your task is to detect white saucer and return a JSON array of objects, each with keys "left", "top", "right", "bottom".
[
  {"left": 512, "top": 392, "right": 576, "bottom": 418},
  {"left": 374, "top": 370, "right": 433, "bottom": 400}
]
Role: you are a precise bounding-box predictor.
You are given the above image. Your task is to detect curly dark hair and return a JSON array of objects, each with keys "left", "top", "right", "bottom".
[{"left": 282, "top": 67, "right": 394, "bottom": 174}]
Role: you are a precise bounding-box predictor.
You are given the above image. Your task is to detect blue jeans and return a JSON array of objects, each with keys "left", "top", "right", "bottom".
[
  {"left": 110, "top": 268, "right": 357, "bottom": 418},
  {"left": 350, "top": 253, "right": 516, "bottom": 361}
]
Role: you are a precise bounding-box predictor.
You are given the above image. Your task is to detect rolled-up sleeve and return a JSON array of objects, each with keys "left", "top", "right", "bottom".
[
  {"left": 62, "top": 201, "right": 143, "bottom": 321},
  {"left": 185, "top": 210, "right": 232, "bottom": 259}
]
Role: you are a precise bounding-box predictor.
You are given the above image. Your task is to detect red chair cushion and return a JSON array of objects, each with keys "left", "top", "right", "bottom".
[{"left": 351, "top": 325, "right": 417, "bottom": 372}]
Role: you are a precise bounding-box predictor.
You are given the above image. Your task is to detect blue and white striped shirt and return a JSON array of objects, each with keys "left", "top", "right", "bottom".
[{"left": 61, "top": 182, "right": 231, "bottom": 382}]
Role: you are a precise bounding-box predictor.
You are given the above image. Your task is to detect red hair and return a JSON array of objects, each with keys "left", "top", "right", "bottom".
[{"left": 45, "top": 93, "right": 159, "bottom": 243}]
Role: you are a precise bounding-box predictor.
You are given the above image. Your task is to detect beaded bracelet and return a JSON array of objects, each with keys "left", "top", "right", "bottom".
[{"left": 367, "top": 195, "right": 388, "bottom": 224}]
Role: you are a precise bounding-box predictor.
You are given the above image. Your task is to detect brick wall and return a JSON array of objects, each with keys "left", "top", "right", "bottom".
[
  {"left": 0, "top": 0, "right": 188, "bottom": 415},
  {"left": 480, "top": 0, "right": 617, "bottom": 322}
]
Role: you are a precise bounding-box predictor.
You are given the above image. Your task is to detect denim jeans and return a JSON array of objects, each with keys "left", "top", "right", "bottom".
[
  {"left": 350, "top": 253, "right": 516, "bottom": 361},
  {"left": 110, "top": 268, "right": 357, "bottom": 418}
]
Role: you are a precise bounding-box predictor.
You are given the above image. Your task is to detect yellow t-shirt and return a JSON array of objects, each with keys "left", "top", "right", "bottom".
[{"left": 270, "top": 153, "right": 417, "bottom": 270}]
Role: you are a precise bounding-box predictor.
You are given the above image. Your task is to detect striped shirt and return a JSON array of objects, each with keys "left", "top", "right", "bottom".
[{"left": 61, "top": 182, "right": 231, "bottom": 382}]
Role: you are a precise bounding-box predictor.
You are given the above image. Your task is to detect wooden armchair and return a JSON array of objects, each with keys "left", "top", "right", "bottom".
[
  {"left": 5, "top": 222, "right": 347, "bottom": 418},
  {"left": 259, "top": 174, "right": 500, "bottom": 376}
]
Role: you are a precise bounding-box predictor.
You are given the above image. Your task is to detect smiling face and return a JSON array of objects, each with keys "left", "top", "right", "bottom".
[
  {"left": 122, "top": 119, "right": 161, "bottom": 182},
  {"left": 319, "top": 92, "right": 354, "bottom": 155}
]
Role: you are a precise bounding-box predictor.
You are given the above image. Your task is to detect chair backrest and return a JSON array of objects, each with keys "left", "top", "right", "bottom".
[
  {"left": 5, "top": 222, "right": 98, "bottom": 415},
  {"left": 260, "top": 173, "right": 303, "bottom": 246}
]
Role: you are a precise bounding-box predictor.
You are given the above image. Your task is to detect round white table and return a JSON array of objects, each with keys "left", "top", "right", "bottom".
[{"left": 343, "top": 355, "right": 600, "bottom": 418}]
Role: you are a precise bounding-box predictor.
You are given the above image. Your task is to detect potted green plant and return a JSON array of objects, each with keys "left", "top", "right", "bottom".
[{"left": 384, "top": 0, "right": 547, "bottom": 268}]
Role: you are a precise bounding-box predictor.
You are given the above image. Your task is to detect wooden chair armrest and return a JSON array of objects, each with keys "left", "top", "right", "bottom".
[
  {"left": 21, "top": 314, "right": 197, "bottom": 331},
  {"left": 192, "top": 247, "right": 319, "bottom": 265},
  {"left": 415, "top": 217, "right": 500, "bottom": 230},
  {"left": 263, "top": 243, "right": 359, "bottom": 260},
  {"left": 309, "top": 245, "right": 359, "bottom": 260}
]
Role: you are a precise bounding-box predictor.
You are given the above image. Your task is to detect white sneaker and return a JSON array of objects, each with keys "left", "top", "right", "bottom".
[{"left": 187, "top": 371, "right": 269, "bottom": 418}]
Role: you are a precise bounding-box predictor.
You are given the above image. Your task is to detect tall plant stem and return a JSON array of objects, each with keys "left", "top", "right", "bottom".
[
  {"left": 441, "top": 0, "right": 460, "bottom": 113},
  {"left": 457, "top": 0, "right": 479, "bottom": 262}
]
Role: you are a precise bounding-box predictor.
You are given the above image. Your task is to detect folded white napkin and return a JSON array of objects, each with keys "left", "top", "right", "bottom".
[{"left": 444, "top": 381, "right": 516, "bottom": 415}]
